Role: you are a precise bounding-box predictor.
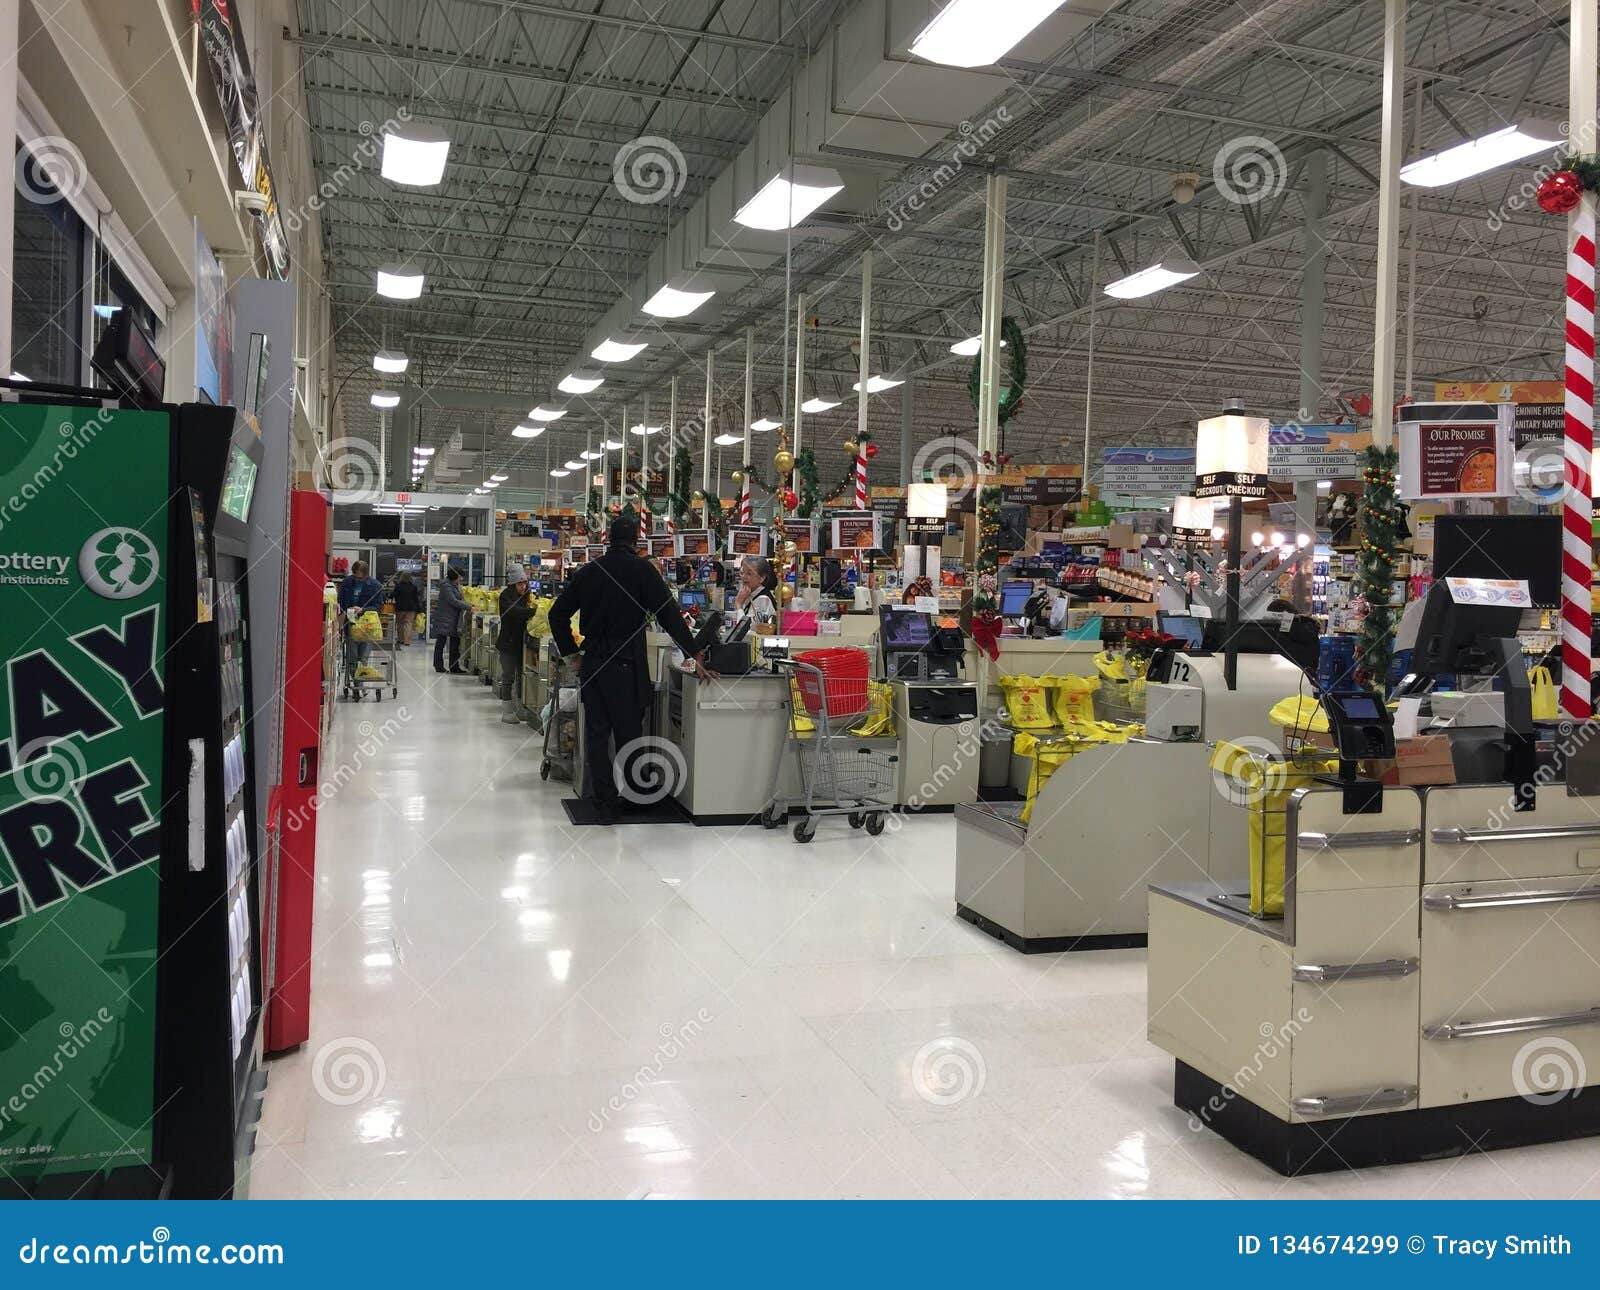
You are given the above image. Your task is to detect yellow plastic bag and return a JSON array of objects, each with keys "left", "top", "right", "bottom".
[
  {"left": 1018, "top": 733, "right": 1099, "bottom": 823},
  {"left": 1210, "top": 741, "right": 1336, "bottom": 916},
  {"left": 1529, "top": 666, "right": 1558, "bottom": 721},
  {"left": 350, "top": 609, "right": 383, "bottom": 642},
  {"left": 999, "top": 674, "right": 1057, "bottom": 730},
  {"left": 788, "top": 677, "right": 816, "bottom": 735},
  {"left": 1093, "top": 651, "right": 1129, "bottom": 681},
  {"left": 526, "top": 597, "right": 553, "bottom": 640},
  {"left": 849, "top": 681, "right": 896, "bottom": 737},
  {"left": 1052, "top": 674, "right": 1099, "bottom": 724},
  {"left": 415, "top": 612, "right": 426, "bottom": 633}
]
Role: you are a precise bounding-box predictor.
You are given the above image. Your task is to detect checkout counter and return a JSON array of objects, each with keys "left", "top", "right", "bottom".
[
  {"left": 1148, "top": 580, "right": 1600, "bottom": 1173},
  {"left": 879, "top": 605, "right": 980, "bottom": 809}
]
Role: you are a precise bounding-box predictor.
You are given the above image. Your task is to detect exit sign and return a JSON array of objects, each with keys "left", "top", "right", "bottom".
[{"left": 395, "top": 492, "right": 410, "bottom": 504}]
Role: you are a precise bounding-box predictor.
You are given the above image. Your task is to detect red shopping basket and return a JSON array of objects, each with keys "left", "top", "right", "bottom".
[{"left": 795, "top": 648, "right": 869, "bottom": 718}]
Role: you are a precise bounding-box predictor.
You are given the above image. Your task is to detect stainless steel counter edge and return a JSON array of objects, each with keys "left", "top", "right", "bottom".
[{"left": 1149, "top": 881, "right": 1289, "bottom": 943}]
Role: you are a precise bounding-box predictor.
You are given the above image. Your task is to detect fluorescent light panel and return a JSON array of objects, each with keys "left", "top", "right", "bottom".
[
  {"left": 853, "top": 375, "right": 904, "bottom": 393},
  {"left": 558, "top": 372, "right": 604, "bottom": 394},
  {"left": 642, "top": 280, "right": 715, "bottom": 318},
  {"left": 713, "top": 433, "right": 742, "bottom": 446},
  {"left": 370, "top": 392, "right": 400, "bottom": 408},
  {"left": 511, "top": 425, "right": 544, "bottom": 439},
  {"left": 911, "top": 0, "right": 1067, "bottom": 69},
  {"left": 375, "top": 264, "right": 425, "bottom": 299},
  {"left": 629, "top": 424, "right": 663, "bottom": 436},
  {"left": 550, "top": 469, "right": 571, "bottom": 478},
  {"left": 1399, "top": 121, "right": 1564, "bottom": 187},
  {"left": 381, "top": 125, "right": 450, "bottom": 186},
  {"left": 750, "top": 417, "right": 781, "bottom": 432},
  {"left": 373, "top": 350, "right": 409, "bottom": 373},
  {"left": 564, "top": 460, "right": 586, "bottom": 470},
  {"left": 801, "top": 396, "right": 841, "bottom": 414},
  {"left": 591, "top": 338, "right": 649, "bottom": 363},
  {"left": 600, "top": 439, "right": 623, "bottom": 451},
  {"left": 949, "top": 335, "right": 1008, "bottom": 356},
  {"left": 529, "top": 406, "right": 567, "bottom": 422},
  {"left": 1103, "top": 256, "right": 1200, "bottom": 300},
  {"left": 733, "top": 166, "right": 845, "bottom": 231}
]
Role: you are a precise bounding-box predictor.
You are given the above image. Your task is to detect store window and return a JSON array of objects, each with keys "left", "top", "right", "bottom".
[
  {"left": 88, "top": 241, "right": 163, "bottom": 360},
  {"left": 12, "top": 144, "right": 85, "bottom": 384}
]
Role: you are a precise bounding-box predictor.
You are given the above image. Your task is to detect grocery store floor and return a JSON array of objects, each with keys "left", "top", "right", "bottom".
[{"left": 252, "top": 646, "right": 1600, "bottom": 1200}]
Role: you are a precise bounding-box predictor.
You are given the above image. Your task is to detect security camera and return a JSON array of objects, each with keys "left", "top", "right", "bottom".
[
  {"left": 234, "top": 190, "right": 270, "bottom": 215},
  {"left": 1170, "top": 172, "right": 1199, "bottom": 206}
]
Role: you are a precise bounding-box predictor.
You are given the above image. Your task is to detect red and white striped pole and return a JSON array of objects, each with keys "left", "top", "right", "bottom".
[
  {"left": 1563, "top": 0, "right": 1596, "bottom": 720},
  {"left": 854, "top": 451, "right": 868, "bottom": 509},
  {"left": 739, "top": 484, "right": 751, "bottom": 524}
]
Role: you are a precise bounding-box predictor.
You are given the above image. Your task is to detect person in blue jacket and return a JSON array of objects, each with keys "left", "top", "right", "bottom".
[{"left": 337, "top": 559, "right": 384, "bottom": 674}]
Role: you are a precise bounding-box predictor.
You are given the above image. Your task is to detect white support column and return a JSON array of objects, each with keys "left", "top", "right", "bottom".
[
  {"left": 0, "top": 0, "right": 16, "bottom": 370},
  {"left": 620, "top": 401, "right": 630, "bottom": 514},
  {"left": 977, "top": 170, "right": 1008, "bottom": 462},
  {"left": 1081, "top": 232, "right": 1099, "bottom": 480},
  {"left": 702, "top": 350, "right": 713, "bottom": 497},
  {"left": 667, "top": 376, "right": 678, "bottom": 529},
  {"left": 793, "top": 291, "right": 807, "bottom": 457},
  {"left": 1369, "top": 0, "right": 1406, "bottom": 452},
  {"left": 741, "top": 325, "right": 754, "bottom": 522},
  {"left": 858, "top": 251, "right": 872, "bottom": 450},
  {"left": 1295, "top": 150, "right": 1328, "bottom": 612}
]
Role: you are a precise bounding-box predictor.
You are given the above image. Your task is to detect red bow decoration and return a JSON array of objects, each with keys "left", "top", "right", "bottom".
[{"left": 971, "top": 610, "right": 1003, "bottom": 661}]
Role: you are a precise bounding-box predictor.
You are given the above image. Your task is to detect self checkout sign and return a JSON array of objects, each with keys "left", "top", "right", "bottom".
[
  {"left": 1194, "top": 470, "right": 1266, "bottom": 500},
  {"left": 1194, "top": 412, "right": 1269, "bottom": 500}
]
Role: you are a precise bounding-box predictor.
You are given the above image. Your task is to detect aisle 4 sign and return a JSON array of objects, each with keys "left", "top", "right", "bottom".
[{"left": 0, "top": 605, "right": 164, "bottom": 929}]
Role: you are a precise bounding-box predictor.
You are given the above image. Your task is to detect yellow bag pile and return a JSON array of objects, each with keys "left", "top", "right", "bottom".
[
  {"left": 1012, "top": 719, "right": 1141, "bottom": 824},
  {"left": 1209, "top": 740, "right": 1337, "bottom": 917},
  {"left": 849, "top": 682, "right": 896, "bottom": 737},
  {"left": 526, "top": 597, "right": 554, "bottom": 640},
  {"left": 1052, "top": 674, "right": 1099, "bottom": 725},
  {"left": 350, "top": 609, "right": 383, "bottom": 643}
]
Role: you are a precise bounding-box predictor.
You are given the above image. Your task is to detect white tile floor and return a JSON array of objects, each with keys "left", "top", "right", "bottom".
[{"left": 252, "top": 645, "right": 1600, "bottom": 1200}]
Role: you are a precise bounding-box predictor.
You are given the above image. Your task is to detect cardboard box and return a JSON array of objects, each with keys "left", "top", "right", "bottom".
[
  {"left": 1368, "top": 734, "right": 1455, "bottom": 786},
  {"left": 1106, "top": 523, "right": 1139, "bottom": 550}
]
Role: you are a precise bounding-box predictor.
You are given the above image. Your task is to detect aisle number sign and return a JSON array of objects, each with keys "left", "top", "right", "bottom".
[{"left": 0, "top": 404, "right": 170, "bottom": 1177}]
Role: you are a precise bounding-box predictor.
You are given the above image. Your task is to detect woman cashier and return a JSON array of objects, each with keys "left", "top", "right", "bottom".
[{"left": 729, "top": 556, "right": 779, "bottom": 638}]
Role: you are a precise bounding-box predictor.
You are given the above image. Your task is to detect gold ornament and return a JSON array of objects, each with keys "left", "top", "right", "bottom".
[
  {"left": 691, "top": 489, "right": 704, "bottom": 501},
  {"left": 783, "top": 540, "right": 798, "bottom": 556},
  {"left": 774, "top": 449, "right": 794, "bottom": 475},
  {"left": 780, "top": 584, "right": 794, "bottom": 605},
  {"left": 843, "top": 439, "right": 858, "bottom": 456},
  {"left": 731, "top": 469, "right": 744, "bottom": 484}
]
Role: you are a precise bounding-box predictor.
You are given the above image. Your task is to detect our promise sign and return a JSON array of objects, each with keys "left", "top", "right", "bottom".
[{"left": 0, "top": 404, "right": 169, "bottom": 1177}]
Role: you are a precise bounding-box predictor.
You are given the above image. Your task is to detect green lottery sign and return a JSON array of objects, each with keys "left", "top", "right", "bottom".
[{"left": 0, "top": 404, "right": 170, "bottom": 1178}]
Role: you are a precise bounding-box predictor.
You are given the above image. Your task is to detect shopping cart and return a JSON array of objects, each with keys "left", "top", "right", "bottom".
[
  {"left": 539, "top": 641, "right": 581, "bottom": 781},
  {"left": 344, "top": 612, "right": 398, "bottom": 702},
  {"left": 762, "top": 655, "right": 897, "bottom": 843}
]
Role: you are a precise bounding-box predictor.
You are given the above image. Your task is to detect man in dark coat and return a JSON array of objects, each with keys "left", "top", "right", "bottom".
[
  {"left": 431, "top": 566, "right": 470, "bottom": 674},
  {"left": 548, "top": 515, "right": 713, "bottom": 821}
]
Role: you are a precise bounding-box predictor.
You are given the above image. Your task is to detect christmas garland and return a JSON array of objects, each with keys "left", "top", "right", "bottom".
[
  {"left": 1355, "top": 444, "right": 1401, "bottom": 692},
  {"left": 585, "top": 486, "right": 602, "bottom": 538},
  {"left": 795, "top": 447, "right": 820, "bottom": 518},
  {"left": 971, "top": 484, "right": 1005, "bottom": 660},
  {"left": 667, "top": 443, "right": 693, "bottom": 525},
  {"left": 703, "top": 492, "right": 726, "bottom": 545},
  {"left": 966, "top": 316, "right": 1028, "bottom": 426}
]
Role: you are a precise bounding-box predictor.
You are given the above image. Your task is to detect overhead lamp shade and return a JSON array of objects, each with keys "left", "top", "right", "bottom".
[
  {"left": 1104, "top": 255, "right": 1199, "bottom": 300},
  {"left": 852, "top": 374, "right": 904, "bottom": 394},
  {"left": 949, "top": 335, "right": 1007, "bottom": 356},
  {"left": 801, "top": 395, "right": 841, "bottom": 414},
  {"left": 1194, "top": 411, "right": 1269, "bottom": 500},
  {"left": 529, "top": 406, "right": 568, "bottom": 422},
  {"left": 511, "top": 424, "right": 544, "bottom": 439},
  {"left": 375, "top": 264, "right": 425, "bottom": 299},
  {"left": 381, "top": 124, "right": 450, "bottom": 186},
  {"left": 907, "top": 482, "right": 949, "bottom": 520},
  {"left": 1400, "top": 120, "right": 1563, "bottom": 187},
  {"left": 713, "top": 433, "right": 742, "bottom": 447},
  {"left": 564, "top": 460, "right": 586, "bottom": 470},
  {"left": 910, "top": 0, "right": 1067, "bottom": 69},
  {"left": 591, "top": 337, "right": 649, "bottom": 363},
  {"left": 370, "top": 391, "right": 400, "bottom": 409},
  {"left": 629, "top": 424, "right": 663, "bottom": 436},
  {"left": 1172, "top": 495, "right": 1217, "bottom": 535},
  {"left": 642, "top": 275, "right": 715, "bottom": 318},
  {"left": 489, "top": 473, "right": 508, "bottom": 482},
  {"left": 600, "top": 439, "right": 624, "bottom": 451},
  {"left": 581, "top": 450, "right": 602, "bottom": 461},
  {"left": 549, "top": 469, "right": 571, "bottom": 478},
  {"left": 482, "top": 480, "right": 501, "bottom": 489},
  {"left": 373, "top": 350, "right": 409, "bottom": 373},
  {"left": 733, "top": 165, "right": 845, "bottom": 231},
  {"left": 750, "top": 417, "right": 781, "bottom": 433},
  {"left": 558, "top": 371, "right": 605, "bottom": 394}
]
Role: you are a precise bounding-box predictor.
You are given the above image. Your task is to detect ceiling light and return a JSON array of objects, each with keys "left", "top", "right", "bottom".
[
  {"left": 473, "top": 488, "right": 488, "bottom": 495},
  {"left": 529, "top": 406, "right": 567, "bottom": 422},
  {"left": 733, "top": 165, "right": 845, "bottom": 231},
  {"left": 713, "top": 433, "right": 742, "bottom": 447},
  {"left": 751, "top": 417, "right": 781, "bottom": 432},
  {"left": 949, "top": 335, "right": 1008, "bottom": 357},
  {"left": 413, "top": 446, "right": 435, "bottom": 457},
  {"left": 801, "top": 396, "right": 841, "bottom": 414},
  {"left": 630, "top": 424, "right": 663, "bottom": 436},
  {"left": 550, "top": 469, "right": 571, "bottom": 478},
  {"left": 482, "top": 480, "right": 501, "bottom": 488},
  {"left": 373, "top": 350, "right": 409, "bottom": 373},
  {"left": 910, "top": 0, "right": 1068, "bottom": 69},
  {"left": 490, "top": 473, "right": 508, "bottom": 482},
  {"left": 381, "top": 123, "right": 450, "bottom": 186},
  {"left": 1104, "top": 255, "right": 1200, "bottom": 300},
  {"left": 375, "top": 264, "right": 425, "bottom": 299},
  {"left": 581, "top": 450, "right": 602, "bottom": 461},
  {"left": 512, "top": 424, "right": 544, "bottom": 439},
  {"left": 565, "top": 459, "right": 586, "bottom": 470},
  {"left": 8, "top": 370, "right": 30, "bottom": 382},
  {"left": 370, "top": 391, "right": 400, "bottom": 408},
  {"left": 642, "top": 275, "right": 715, "bottom": 319},
  {"left": 853, "top": 374, "right": 904, "bottom": 393},
  {"left": 1400, "top": 120, "right": 1564, "bottom": 187},
  {"left": 558, "top": 371, "right": 604, "bottom": 394},
  {"left": 600, "top": 438, "right": 624, "bottom": 451},
  {"left": 591, "top": 337, "right": 649, "bottom": 363}
]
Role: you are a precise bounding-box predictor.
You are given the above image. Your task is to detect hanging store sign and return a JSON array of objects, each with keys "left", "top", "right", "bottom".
[
  {"left": 1003, "top": 464, "right": 1084, "bottom": 507},
  {"left": 1434, "top": 380, "right": 1563, "bottom": 404},
  {"left": 1398, "top": 405, "right": 1515, "bottom": 500},
  {"left": 1101, "top": 447, "right": 1197, "bottom": 495},
  {"left": 1512, "top": 403, "right": 1565, "bottom": 447},
  {"left": 1267, "top": 424, "right": 1364, "bottom": 479}
]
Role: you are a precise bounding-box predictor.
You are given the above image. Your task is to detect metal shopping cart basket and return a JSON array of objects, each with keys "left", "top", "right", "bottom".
[
  {"left": 539, "top": 641, "right": 581, "bottom": 782},
  {"left": 761, "top": 655, "right": 897, "bottom": 843},
  {"left": 344, "top": 611, "right": 398, "bottom": 702}
]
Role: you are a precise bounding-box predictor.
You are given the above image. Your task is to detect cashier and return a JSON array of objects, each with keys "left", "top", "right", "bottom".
[{"left": 728, "top": 556, "right": 779, "bottom": 638}]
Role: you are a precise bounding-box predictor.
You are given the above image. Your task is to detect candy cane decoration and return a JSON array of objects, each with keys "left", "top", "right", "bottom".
[
  {"left": 739, "top": 481, "right": 751, "bottom": 524},
  {"left": 1563, "top": 196, "right": 1595, "bottom": 720},
  {"left": 854, "top": 452, "right": 868, "bottom": 509}
]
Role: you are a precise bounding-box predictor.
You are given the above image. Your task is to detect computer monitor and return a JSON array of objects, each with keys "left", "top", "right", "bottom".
[
  {"left": 1434, "top": 515, "right": 1559, "bottom": 609},
  {"left": 1000, "top": 580, "right": 1033, "bottom": 617},
  {"left": 359, "top": 513, "right": 401, "bottom": 541},
  {"left": 820, "top": 557, "right": 846, "bottom": 596},
  {"left": 1409, "top": 580, "right": 1526, "bottom": 676},
  {"left": 679, "top": 588, "right": 708, "bottom": 610},
  {"left": 1157, "top": 612, "right": 1202, "bottom": 650},
  {"left": 880, "top": 607, "right": 933, "bottom": 649}
]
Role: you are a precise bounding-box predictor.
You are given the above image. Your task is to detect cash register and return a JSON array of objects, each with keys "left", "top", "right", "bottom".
[
  {"left": 878, "top": 604, "right": 965, "bottom": 682},
  {"left": 878, "top": 606, "right": 979, "bottom": 807}
]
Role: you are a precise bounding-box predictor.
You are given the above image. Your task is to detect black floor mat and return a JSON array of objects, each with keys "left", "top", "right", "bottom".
[{"left": 561, "top": 797, "right": 690, "bottom": 825}]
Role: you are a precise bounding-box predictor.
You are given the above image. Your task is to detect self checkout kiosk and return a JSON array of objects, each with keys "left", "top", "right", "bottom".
[{"left": 878, "top": 605, "right": 979, "bottom": 807}]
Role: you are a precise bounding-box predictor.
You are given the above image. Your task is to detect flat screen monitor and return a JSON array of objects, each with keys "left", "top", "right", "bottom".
[
  {"left": 882, "top": 609, "right": 932, "bottom": 649},
  {"left": 219, "top": 443, "right": 259, "bottom": 523},
  {"left": 679, "top": 588, "right": 708, "bottom": 610},
  {"left": 820, "top": 557, "right": 845, "bottom": 596},
  {"left": 359, "top": 513, "right": 401, "bottom": 541},
  {"left": 1434, "top": 515, "right": 1559, "bottom": 609},
  {"left": 1000, "top": 580, "right": 1032, "bottom": 617},
  {"left": 1157, "top": 612, "right": 1202, "bottom": 650}
]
